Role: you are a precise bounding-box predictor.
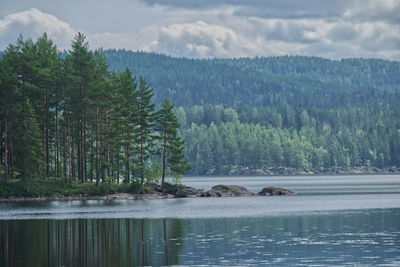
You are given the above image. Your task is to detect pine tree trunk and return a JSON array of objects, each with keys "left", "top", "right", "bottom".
[
  {"left": 89, "top": 143, "right": 94, "bottom": 182},
  {"left": 4, "top": 119, "right": 8, "bottom": 182},
  {"left": 125, "top": 127, "right": 130, "bottom": 183},
  {"left": 68, "top": 118, "right": 73, "bottom": 185},
  {"left": 0, "top": 125, "right": 3, "bottom": 171},
  {"left": 96, "top": 107, "right": 99, "bottom": 186},
  {"left": 63, "top": 116, "right": 67, "bottom": 180},
  {"left": 10, "top": 132, "right": 14, "bottom": 180},
  {"left": 161, "top": 121, "right": 167, "bottom": 193},
  {"left": 106, "top": 111, "right": 110, "bottom": 177},
  {"left": 140, "top": 126, "right": 144, "bottom": 185},
  {"left": 42, "top": 97, "right": 46, "bottom": 177},
  {"left": 56, "top": 105, "right": 59, "bottom": 177},
  {"left": 77, "top": 136, "right": 82, "bottom": 182},
  {"left": 83, "top": 126, "right": 87, "bottom": 182},
  {"left": 79, "top": 73, "right": 84, "bottom": 182},
  {"left": 45, "top": 87, "right": 50, "bottom": 178}
]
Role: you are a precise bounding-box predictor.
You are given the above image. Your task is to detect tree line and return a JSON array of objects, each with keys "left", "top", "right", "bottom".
[
  {"left": 177, "top": 105, "right": 400, "bottom": 174},
  {"left": 0, "top": 33, "right": 190, "bottom": 189},
  {"left": 103, "top": 50, "right": 400, "bottom": 175}
]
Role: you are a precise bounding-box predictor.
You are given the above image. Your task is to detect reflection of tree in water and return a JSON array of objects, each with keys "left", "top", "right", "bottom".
[{"left": 0, "top": 218, "right": 186, "bottom": 267}]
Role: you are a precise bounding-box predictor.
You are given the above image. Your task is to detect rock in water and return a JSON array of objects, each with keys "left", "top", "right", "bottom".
[
  {"left": 175, "top": 187, "right": 203, "bottom": 198},
  {"left": 258, "top": 187, "right": 295, "bottom": 196},
  {"left": 201, "top": 185, "right": 254, "bottom": 197}
]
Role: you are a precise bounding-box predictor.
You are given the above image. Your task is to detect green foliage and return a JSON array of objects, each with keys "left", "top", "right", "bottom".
[
  {"left": 0, "top": 34, "right": 191, "bottom": 197},
  {"left": 145, "top": 161, "right": 164, "bottom": 183},
  {"left": 0, "top": 178, "right": 138, "bottom": 198},
  {"left": 135, "top": 77, "right": 157, "bottom": 184},
  {"left": 1, "top": 34, "right": 399, "bottom": 197},
  {"left": 155, "top": 99, "right": 191, "bottom": 191},
  {"left": 181, "top": 106, "right": 400, "bottom": 174},
  {"left": 104, "top": 50, "right": 400, "bottom": 108},
  {"left": 14, "top": 100, "right": 44, "bottom": 180}
]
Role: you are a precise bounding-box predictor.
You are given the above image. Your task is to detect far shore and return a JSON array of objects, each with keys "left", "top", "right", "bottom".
[{"left": 194, "top": 166, "right": 400, "bottom": 176}]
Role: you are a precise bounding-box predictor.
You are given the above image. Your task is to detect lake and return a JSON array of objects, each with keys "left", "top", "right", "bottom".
[{"left": 1, "top": 175, "right": 400, "bottom": 266}]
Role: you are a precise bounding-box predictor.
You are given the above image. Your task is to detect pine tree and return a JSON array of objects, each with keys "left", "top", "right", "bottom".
[
  {"left": 113, "top": 69, "right": 138, "bottom": 183},
  {"left": 136, "top": 77, "right": 156, "bottom": 185},
  {"left": 0, "top": 44, "right": 20, "bottom": 181},
  {"left": 35, "top": 33, "right": 62, "bottom": 178},
  {"left": 14, "top": 100, "right": 43, "bottom": 180},
  {"left": 89, "top": 51, "right": 111, "bottom": 185},
  {"left": 64, "top": 32, "right": 94, "bottom": 182},
  {"left": 155, "top": 99, "right": 191, "bottom": 192}
]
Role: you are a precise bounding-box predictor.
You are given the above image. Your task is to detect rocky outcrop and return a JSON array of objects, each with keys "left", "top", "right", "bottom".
[
  {"left": 175, "top": 187, "right": 203, "bottom": 198},
  {"left": 201, "top": 185, "right": 255, "bottom": 197},
  {"left": 258, "top": 187, "right": 295, "bottom": 196},
  {"left": 145, "top": 182, "right": 202, "bottom": 198},
  {"left": 1, "top": 183, "right": 295, "bottom": 202}
]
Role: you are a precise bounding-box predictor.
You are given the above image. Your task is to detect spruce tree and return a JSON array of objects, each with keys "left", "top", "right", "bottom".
[
  {"left": 155, "top": 99, "right": 191, "bottom": 192},
  {"left": 136, "top": 77, "right": 156, "bottom": 185}
]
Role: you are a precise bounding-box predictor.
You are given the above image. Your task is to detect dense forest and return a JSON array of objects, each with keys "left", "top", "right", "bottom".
[
  {"left": 104, "top": 50, "right": 400, "bottom": 175},
  {"left": 0, "top": 33, "right": 189, "bottom": 194},
  {"left": 1, "top": 34, "right": 400, "bottom": 190}
]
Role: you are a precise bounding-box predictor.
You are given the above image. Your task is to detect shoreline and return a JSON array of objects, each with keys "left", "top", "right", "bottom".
[
  {"left": 0, "top": 184, "right": 294, "bottom": 202},
  {"left": 1, "top": 170, "right": 399, "bottom": 202},
  {"left": 0, "top": 192, "right": 176, "bottom": 202},
  {"left": 195, "top": 167, "right": 400, "bottom": 177}
]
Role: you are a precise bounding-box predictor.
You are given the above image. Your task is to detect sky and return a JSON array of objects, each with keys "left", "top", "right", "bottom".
[{"left": 1, "top": 0, "right": 399, "bottom": 60}]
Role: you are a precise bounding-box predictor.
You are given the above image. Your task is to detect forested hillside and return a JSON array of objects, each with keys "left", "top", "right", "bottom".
[
  {"left": 105, "top": 50, "right": 400, "bottom": 174},
  {"left": 104, "top": 50, "right": 400, "bottom": 108},
  {"left": 1, "top": 41, "right": 400, "bottom": 182}
]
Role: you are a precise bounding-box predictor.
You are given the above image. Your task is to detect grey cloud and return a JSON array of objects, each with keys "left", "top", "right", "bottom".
[
  {"left": 344, "top": 0, "right": 400, "bottom": 24},
  {"left": 327, "top": 24, "right": 358, "bottom": 42},
  {"left": 139, "top": 0, "right": 350, "bottom": 19},
  {"left": 2, "top": 3, "right": 400, "bottom": 60},
  {"left": 139, "top": 0, "right": 400, "bottom": 24},
  {"left": 250, "top": 19, "right": 321, "bottom": 43},
  {"left": 143, "top": 9, "right": 400, "bottom": 60}
]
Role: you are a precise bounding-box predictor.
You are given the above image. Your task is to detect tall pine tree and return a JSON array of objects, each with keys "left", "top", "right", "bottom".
[
  {"left": 136, "top": 77, "right": 156, "bottom": 185},
  {"left": 155, "top": 99, "right": 191, "bottom": 192}
]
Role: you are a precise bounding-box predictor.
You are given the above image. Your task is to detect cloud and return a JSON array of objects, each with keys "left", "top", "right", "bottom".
[
  {"left": 0, "top": 8, "right": 76, "bottom": 49},
  {"left": 149, "top": 21, "right": 257, "bottom": 58},
  {"left": 1, "top": 5, "right": 399, "bottom": 60},
  {"left": 344, "top": 0, "right": 400, "bottom": 24},
  {"left": 139, "top": 0, "right": 349, "bottom": 19}
]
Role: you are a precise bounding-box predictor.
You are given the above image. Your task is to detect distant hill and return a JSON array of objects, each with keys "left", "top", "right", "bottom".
[{"left": 104, "top": 50, "right": 400, "bottom": 108}]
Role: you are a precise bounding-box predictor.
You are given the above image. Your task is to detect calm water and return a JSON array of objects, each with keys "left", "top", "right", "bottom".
[{"left": 1, "top": 175, "right": 400, "bottom": 266}]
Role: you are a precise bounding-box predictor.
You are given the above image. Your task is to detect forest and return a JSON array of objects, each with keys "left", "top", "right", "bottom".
[
  {"left": 104, "top": 50, "right": 400, "bottom": 175},
  {"left": 1, "top": 33, "right": 400, "bottom": 197},
  {"left": 0, "top": 33, "right": 189, "bottom": 196}
]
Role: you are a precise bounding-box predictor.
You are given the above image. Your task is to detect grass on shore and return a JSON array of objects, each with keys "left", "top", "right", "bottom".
[{"left": 0, "top": 178, "right": 142, "bottom": 198}]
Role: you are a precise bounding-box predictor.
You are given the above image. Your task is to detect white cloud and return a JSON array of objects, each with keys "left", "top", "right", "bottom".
[
  {"left": 0, "top": 8, "right": 76, "bottom": 49},
  {"left": 1, "top": 5, "right": 399, "bottom": 60},
  {"left": 149, "top": 21, "right": 256, "bottom": 58}
]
